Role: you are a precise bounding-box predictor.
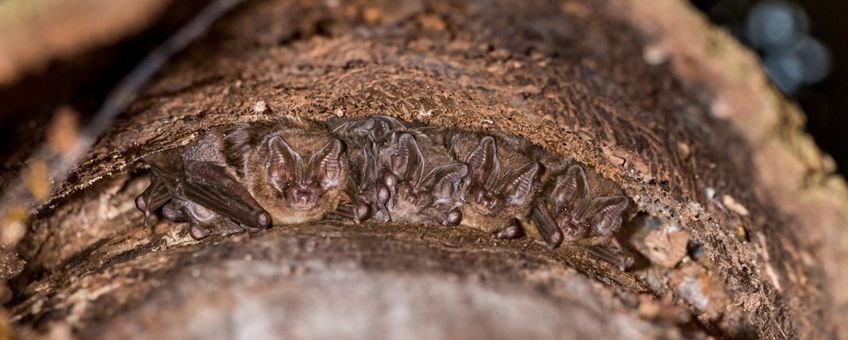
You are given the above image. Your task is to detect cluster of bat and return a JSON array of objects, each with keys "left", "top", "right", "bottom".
[{"left": 135, "top": 116, "right": 634, "bottom": 269}]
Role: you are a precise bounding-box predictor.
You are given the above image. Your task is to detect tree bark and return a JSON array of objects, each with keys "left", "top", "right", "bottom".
[{"left": 1, "top": 0, "right": 844, "bottom": 338}]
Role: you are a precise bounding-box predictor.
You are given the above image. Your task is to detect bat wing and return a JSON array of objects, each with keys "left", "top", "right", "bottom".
[
  {"left": 529, "top": 200, "right": 564, "bottom": 248},
  {"left": 182, "top": 161, "right": 271, "bottom": 229}
]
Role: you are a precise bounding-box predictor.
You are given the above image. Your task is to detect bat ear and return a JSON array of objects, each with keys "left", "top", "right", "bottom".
[
  {"left": 585, "top": 195, "right": 629, "bottom": 236},
  {"left": 358, "top": 146, "right": 379, "bottom": 190},
  {"left": 550, "top": 165, "right": 590, "bottom": 214},
  {"left": 422, "top": 163, "right": 469, "bottom": 205},
  {"left": 266, "top": 135, "right": 302, "bottom": 191},
  {"left": 391, "top": 133, "right": 425, "bottom": 184},
  {"left": 465, "top": 136, "right": 500, "bottom": 188},
  {"left": 497, "top": 161, "right": 540, "bottom": 206},
  {"left": 307, "top": 138, "right": 345, "bottom": 191}
]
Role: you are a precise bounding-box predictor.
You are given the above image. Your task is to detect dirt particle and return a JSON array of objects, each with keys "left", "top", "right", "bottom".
[
  {"left": 676, "top": 141, "right": 690, "bottom": 158},
  {"left": 363, "top": 7, "right": 382, "bottom": 24},
  {"left": 560, "top": 1, "right": 591, "bottom": 17},
  {"left": 25, "top": 160, "right": 50, "bottom": 201},
  {"left": 643, "top": 228, "right": 690, "bottom": 267},
  {"left": 736, "top": 225, "right": 749, "bottom": 243},
  {"left": 722, "top": 194, "right": 749, "bottom": 216},
  {"left": 253, "top": 100, "right": 269, "bottom": 113},
  {"left": 414, "top": 109, "right": 434, "bottom": 118},
  {"left": 1, "top": 205, "right": 28, "bottom": 246},
  {"left": 764, "top": 262, "right": 782, "bottom": 291},
  {"left": 670, "top": 264, "right": 728, "bottom": 318},
  {"left": 418, "top": 14, "right": 446, "bottom": 31},
  {"left": 643, "top": 43, "right": 669, "bottom": 65}
]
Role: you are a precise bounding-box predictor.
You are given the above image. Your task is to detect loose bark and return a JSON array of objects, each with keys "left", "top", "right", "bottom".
[{"left": 1, "top": 0, "right": 845, "bottom": 338}]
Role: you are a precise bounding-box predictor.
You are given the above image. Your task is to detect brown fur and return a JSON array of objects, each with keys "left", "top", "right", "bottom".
[{"left": 223, "top": 118, "right": 350, "bottom": 225}]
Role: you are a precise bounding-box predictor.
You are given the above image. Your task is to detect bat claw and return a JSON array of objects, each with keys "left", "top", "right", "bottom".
[
  {"left": 442, "top": 209, "right": 462, "bottom": 227},
  {"left": 587, "top": 241, "right": 635, "bottom": 271},
  {"left": 162, "top": 203, "right": 186, "bottom": 222},
  {"left": 256, "top": 212, "right": 272, "bottom": 228},
  {"left": 353, "top": 202, "right": 370, "bottom": 224},
  {"left": 495, "top": 223, "right": 521, "bottom": 239},
  {"left": 545, "top": 230, "right": 563, "bottom": 249},
  {"left": 136, "top": 196, "right": 151, "bottom": 228},
  {"left": 189, "top": 223, "right": 212, "bottom": 240}
]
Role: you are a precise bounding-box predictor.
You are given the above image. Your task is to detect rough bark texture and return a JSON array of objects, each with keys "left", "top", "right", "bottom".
[{"left": 1, "top": 0, "right": 845, "bottom": 339}]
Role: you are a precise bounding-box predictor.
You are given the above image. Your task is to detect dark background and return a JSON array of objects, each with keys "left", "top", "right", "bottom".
[{"left": 692, "top": 0, "right": 848, "bottom": 174}]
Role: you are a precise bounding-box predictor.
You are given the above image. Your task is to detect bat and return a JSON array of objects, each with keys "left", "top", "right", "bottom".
[
  {"left": 327, "top": 115, "right": 410, "bottom": 223},
  {"left": 382, "top": 132, "right": 468, "bottom": 226},
  {"left": 329, "top": 116, "right": 469, "bottom": 226},
  {"left": 223, "top": 118, "right": 350, "bottom": 225},
  {"left": 446, "top": 132, "right": 541, "bottom": 239},
  {"left": 330, "top": 115, "right": 409, "bottom": 149},
  {"left": 135, "top": 130, "right": 272, "bottom": 239},
  {"left": 530, "top": 164, "right": 633, "bottom": 269}
]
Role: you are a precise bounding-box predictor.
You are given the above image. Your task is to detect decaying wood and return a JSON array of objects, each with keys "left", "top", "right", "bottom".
[{"left": 1, "top": 0, "right": 846, "bottom": 338}]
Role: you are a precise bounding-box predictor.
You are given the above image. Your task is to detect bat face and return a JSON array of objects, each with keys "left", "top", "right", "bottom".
[
  {"left": 383, "top": 132, "right": 468, "bottom": 226},
  {"left": 265, "top": 136, "right": 344, "bottom": 211},
  {"left": 449, "top": 133, "right": 541, "bottom": 238},
  {"left": 547, "top": 165, "right": 629, "bottom": 240},
  {"left": 242, "top": 129, "right": 349, "bottom": 225}
]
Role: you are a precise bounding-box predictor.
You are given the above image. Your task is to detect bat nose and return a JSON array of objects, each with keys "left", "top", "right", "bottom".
[
  {"left": 295, "top": 189, "right": 311, "bottom": 202},
  {"left": 286, "top": 185, "right": 314, "bottom": 205},
  {"left": 476, "top": 192, "right": 496, "bottom": 208}
]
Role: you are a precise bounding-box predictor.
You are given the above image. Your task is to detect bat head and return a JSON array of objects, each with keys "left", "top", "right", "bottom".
[
  {"left": 385, "top": 133, "right": 468, "bottom": 223},
  {"left": 463, "top": 136, "right": 539, "bottom": 217},
  {"left": 262, "top": 134, "right": 346, "bottom": 217},
  {"left": 548, "top": 165, "right": 628, "bottom": 239}
]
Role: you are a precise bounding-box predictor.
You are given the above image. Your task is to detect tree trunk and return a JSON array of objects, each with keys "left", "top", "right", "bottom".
[{"left": 1, "top": 0, "right": 845, "bottom": 338}]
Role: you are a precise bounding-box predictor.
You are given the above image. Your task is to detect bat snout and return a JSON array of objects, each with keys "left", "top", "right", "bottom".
[
  {"left": 286, "top": 184, "right": 320, "bottom": 210},
  {"left": 470, "top": 189, "right": 502, "bottom": 215}
]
